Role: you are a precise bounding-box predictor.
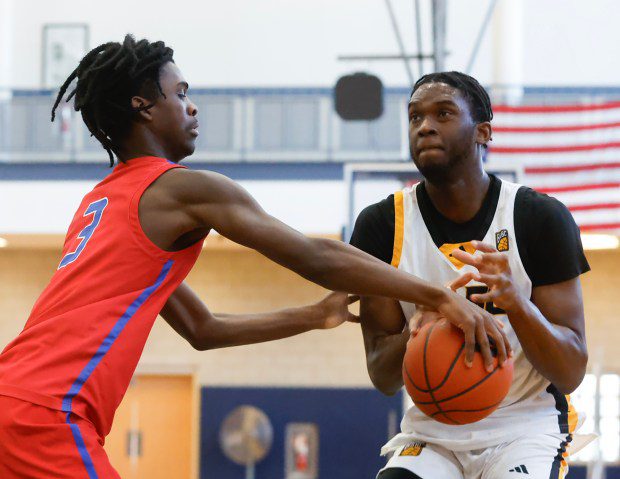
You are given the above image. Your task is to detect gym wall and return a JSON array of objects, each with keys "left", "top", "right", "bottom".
[
  {"left": 2, "top": 0, "right": 620, "bottom": 89},
  {"left": 1, "top": 244, "right": 619, "bottom": 380}
]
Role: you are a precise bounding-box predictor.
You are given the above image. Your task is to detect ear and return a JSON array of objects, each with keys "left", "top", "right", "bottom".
[
  {"left": 131, "top": 96, "right": 154, "bottom": 122},
  {"left": 475, "top": 121, "right": 492, "bottom": 147}
]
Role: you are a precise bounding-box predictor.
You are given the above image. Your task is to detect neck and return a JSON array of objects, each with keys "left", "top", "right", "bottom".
[
  {"left": 424, "top": 162, "right": 490, "bottom": 223},
  {"left": 116, "top": 129, "right": 175, "bottom": 163}
]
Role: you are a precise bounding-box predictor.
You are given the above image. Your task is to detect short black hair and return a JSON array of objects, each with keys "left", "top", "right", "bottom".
[
  {"left": 411, "top": 71, "right": 493, "bottom": 124},
  {"left": 51, "top": 34, "right": 174, "bottom": 166}
]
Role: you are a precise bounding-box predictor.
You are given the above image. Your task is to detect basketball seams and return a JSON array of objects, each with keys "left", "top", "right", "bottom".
[
  {"left": 403, "top": 320, "right": 510, "bottom": 426},
  {"left": 422, "top": 323, "right": 460, "bottom": 425},
  {"left": 402, "top": 324, "right": 467, "bottom": 399},
  {"left": 431, "top": 339, "right": 466, "bottom": 392},
  {"left": 403, "top": 363, "right": 458, "bottom": 423},
  {"left": 403, "top": 363, "right": 428, "bottom": 393},
  {"left": 413, "top": 366, "right": 501, "bottom": 405}
]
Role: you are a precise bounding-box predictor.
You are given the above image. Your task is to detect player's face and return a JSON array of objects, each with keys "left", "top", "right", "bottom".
[
  {"left": 408, "top": 83, "right": 478, "bottom": 181},
  {"left": 148, "top": 62, "right": 199, "bottom": 162}
]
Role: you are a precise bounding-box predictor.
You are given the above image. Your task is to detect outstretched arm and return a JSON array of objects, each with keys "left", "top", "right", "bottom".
[
  {"left": 151, "top": 168, "right": 510, "bottom": 361},
  {"left": 175, "top": 170, "right": 447, "bottom": 306},
  {"left": 161, "top": 282, "right": 359, "bottom": 350}
]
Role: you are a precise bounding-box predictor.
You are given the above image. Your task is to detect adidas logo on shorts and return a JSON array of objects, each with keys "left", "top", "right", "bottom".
[{"left": 508, "top": 465, "right": 529, "bottom": 474}]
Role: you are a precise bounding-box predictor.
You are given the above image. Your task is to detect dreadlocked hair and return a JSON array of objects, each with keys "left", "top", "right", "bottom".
[
  {"left": 412, "top": 71, "right": 493, "bottom": 124},
  {"left": 51, "top": 34, "right": 174, "bottom": 166}
]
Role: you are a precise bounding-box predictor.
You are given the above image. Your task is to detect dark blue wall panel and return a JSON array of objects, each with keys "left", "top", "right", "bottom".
[
  {"left": 200, "top": 387, "right": 402, "bottom": 479},
  {"left": 568, "top": 465, "right": 586, "bottom": 478}
]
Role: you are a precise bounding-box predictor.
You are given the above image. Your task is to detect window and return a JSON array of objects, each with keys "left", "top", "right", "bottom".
[{"left": 571, "top": 373, "right": 619, "bottom": 462}]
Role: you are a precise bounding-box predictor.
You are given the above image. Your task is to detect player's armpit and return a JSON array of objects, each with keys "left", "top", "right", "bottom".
[{"left": 360, "top": 296, "right": 408, "bottom": 396}]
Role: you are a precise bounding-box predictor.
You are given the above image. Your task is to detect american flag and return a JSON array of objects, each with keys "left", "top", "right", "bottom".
[{"left": 488, "top": 100, "right": 620, "bottom": 235}]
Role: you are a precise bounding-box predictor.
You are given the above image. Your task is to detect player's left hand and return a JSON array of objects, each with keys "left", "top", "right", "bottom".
[
  {"left": 315, "top": 292, "right": 360, "bottom": 329},
  {"left": 450, "top": 240, "right": 524, "bottom": 313}
]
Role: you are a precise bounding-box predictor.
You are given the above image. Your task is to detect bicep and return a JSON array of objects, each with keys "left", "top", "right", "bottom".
[
  {"left": 531, "top": 277, "right": 586, "bottom": 340},
  {"left": 180, "top": 171, "right": 316, "bottom": 263}
]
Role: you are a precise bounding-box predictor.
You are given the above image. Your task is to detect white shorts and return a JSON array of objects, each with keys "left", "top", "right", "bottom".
[{"left": 378, "top": 433, "right": 573, "bottom": 479}]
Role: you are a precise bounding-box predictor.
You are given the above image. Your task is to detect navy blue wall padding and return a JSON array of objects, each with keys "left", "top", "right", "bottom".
[
  {"left": 606, "top": 465, "right": 620, "bottom": 479},
  {"left": 567, "top": 465, "right": 586, "bottom": 478},
  {"left": 200, "top": 387, "right": 402, "bottom": 479}
]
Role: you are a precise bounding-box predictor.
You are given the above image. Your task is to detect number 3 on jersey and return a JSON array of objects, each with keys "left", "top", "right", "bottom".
[{"left": 58, "top": 197, "right": 109, "bottom": 269}]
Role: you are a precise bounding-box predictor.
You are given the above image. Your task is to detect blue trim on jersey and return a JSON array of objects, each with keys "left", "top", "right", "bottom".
[
  {"left": 61, "top": 259, "right": 174, "bottom": 414},
  {"left": 66, "top": 412, "right": 99, "bottom": 479}
]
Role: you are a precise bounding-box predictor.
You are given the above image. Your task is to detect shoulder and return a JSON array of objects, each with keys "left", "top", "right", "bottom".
[
  {"left": 515, "top": 185, "right": 572, "bottom": 219},
  {"left": 148, "top": 167, "right": 246, "bottom": 205},
  {"left": 358, "top": 195, "right": 394, "bottom": 219},
  {"left": 355, "top": 195, "right": 395, "bottom": 228},
  {"left": 140, "top": 168, "right": 253, "bottom": 231},
  {"left": 514, "top": 185, "right": 580, "bottom": 243},
  {"left": 350, "top": 194, "right": 396, "bottom": 264},
  {"left": 514, "top": 186, "right": 590, "bottom": 286}
]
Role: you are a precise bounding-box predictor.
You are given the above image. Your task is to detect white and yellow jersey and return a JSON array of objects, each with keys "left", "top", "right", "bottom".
[{"left": 382, "top": 179, "right": 583, "bottom": 453}]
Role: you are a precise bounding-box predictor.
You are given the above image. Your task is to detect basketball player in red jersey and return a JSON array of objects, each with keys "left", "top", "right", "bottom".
[
  {"left": 0, "top": 38, "right": 509, "bottom": 478},
  {"left": 351, "top": 72, "right": 590, "bottom": 479}
]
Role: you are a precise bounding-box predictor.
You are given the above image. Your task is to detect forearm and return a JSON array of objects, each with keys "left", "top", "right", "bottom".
[
  {"left": 507, "top": 298, "right": 587, "bottom": 393},
  {"left": 201, "top": 195, "right": 447, "bottom": 308},
  {"left": 304, "top": 238, "right": 447, "bottom": 309},
  {"left": 162, "top": 283, "right": 325, "bottom": 350},
  {"left": 204, "top": 306, "right": 323, "bottom": 350},
  {"left": 364, "top": 330, "right": 409, "bottom": 396}
]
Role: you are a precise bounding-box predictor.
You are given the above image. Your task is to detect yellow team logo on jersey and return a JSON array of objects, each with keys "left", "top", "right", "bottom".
[
  {"left": 439, "top": 242, "right": 476, "bottom": 270},
  {"left": 495, "top": 229, "right": 509, "bottom": 252},
  {"left": 399, "top": 442, "right": 426, "bottom": 457}
]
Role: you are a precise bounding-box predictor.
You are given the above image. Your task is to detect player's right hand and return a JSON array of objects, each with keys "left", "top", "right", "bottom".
[
  {"left": 436, "top": 283, "right": 511, "bottom": 372},
  {"left": 314, "top": 292, "right": 360, "bottom": 330}
]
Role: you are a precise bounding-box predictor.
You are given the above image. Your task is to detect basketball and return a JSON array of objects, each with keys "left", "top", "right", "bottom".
[{"left": 402, "top": 319, "right": 513, "bottom": 425}]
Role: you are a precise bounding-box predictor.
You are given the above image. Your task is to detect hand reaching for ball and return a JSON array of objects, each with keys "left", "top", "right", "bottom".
[
  {"left": 314, "top": 292, "right": 360, "bottom": 330},
  {"left": 410, "top": 273, "right": 510, "bottom": 372},
  {"left": 410, "top": 273, "right": 476, "bottom": 335}
]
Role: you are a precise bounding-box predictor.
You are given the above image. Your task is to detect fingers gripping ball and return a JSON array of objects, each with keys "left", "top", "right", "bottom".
[{"left": 402, "top": 319, "right": 513, "bottom": 425}]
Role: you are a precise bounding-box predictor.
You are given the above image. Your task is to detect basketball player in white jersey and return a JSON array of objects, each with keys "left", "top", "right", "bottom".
[{"left": 350, "top": 72, "right": 591, "bottom": 479}]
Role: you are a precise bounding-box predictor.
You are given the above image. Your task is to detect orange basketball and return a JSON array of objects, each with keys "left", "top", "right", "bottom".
[{"left": 402, "top": 319, "right": 513, "bottom": 425}]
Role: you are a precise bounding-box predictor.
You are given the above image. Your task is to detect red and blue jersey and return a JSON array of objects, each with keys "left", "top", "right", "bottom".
[{"left": 0, "top": 156, "right": 203, "bottom": 437}]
